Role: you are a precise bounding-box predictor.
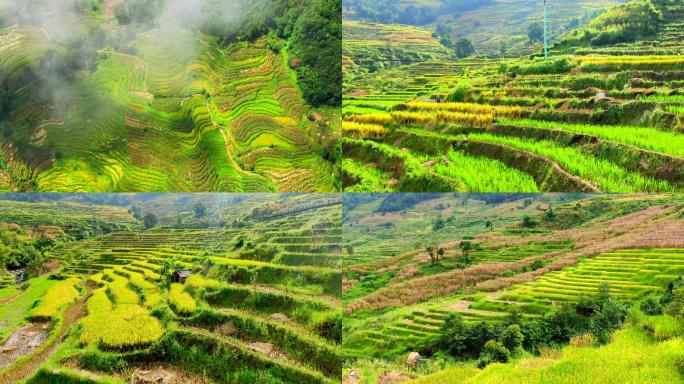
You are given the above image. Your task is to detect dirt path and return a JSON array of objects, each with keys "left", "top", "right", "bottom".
[
  {"left": 0, "top": 323, "right": 50, "bottom": 370},
  {"left": 0, "top": 292, "right": 87, "bottom": 383}
]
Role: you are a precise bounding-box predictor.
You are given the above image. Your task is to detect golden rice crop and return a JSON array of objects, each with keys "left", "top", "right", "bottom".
[
  {"left": 106, "top": 276, "right": 140, "bottom": 305},
  {"left": 80, "top": 289, "right": 164, "bottom": 350},
  {"left": 128, "top": 271, "right": 157, "bottom": 291},
  {"left": 406, "top": 101, "right": 522, "bottom": 118},
  {"left": 169, "top": 283, "right": 197, "bottom": 315},
  {"left": 435, "top": 111, "right": 493, "bottom": 127},
  {"left": 185, "top": 274, "right": 222, "bottom": 290},
  {"left": 30, "top": 278, "right": 80, "bottom": 320},
  {"left": 88, "top": 273, "right": 104, "bottom": 286},
  {"left": 342, "top": 121, "right": 389, "bottom": 139},
  {"left": 390, "top": 111, "right": 434, "bottom": 125},
  {"left": 127, "top": 271, "right": 161, "bottom": 308},
  {"left": 389, "top": 110, "right": 493, "bottom": 127},
  {"left": 576, "top": 55, "right": 684, "bottom": 65},
  {"left": 347, "top": 113, "right": 393, "bottom": 125}
]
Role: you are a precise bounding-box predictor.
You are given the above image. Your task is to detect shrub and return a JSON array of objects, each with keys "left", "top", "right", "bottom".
[
  {"left": 447, "top": 80, "right": 472, "bottom": 102},
  {"left": 589, "top": 296, "right": 629, "bottom": 344},
  {"left": 640, "top": 294, "right": 664, "bottom": 316},
  {"left": 478, "top": 340, "right": 510, "bottom": 368},
  {"left": 569, "top": 333, "right": 595, "bottom": 348},
  {"left": 500, "top": 324, "right": 524, "bottom": 353}
]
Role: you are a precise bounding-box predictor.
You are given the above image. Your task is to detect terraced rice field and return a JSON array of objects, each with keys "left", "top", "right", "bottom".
[
  {"left": 0, "top": 194, "right": 342, "bottom": 383},
  {"left": 0, "top": 24, "right": 338, "bottom": 192},
  {"left": 342, "top": 1, "right": 684, "bottom": 193},
  {"left": 342, "top": 21, "right": 452, "bottom": 67},
  {"left": 342, "top": 194, "right": 684, "bottom": 361}
]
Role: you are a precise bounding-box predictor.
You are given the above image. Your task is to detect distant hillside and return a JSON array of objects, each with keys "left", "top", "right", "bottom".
[{"left": 344, "top": 0, "right": 627, "bottom": 57}]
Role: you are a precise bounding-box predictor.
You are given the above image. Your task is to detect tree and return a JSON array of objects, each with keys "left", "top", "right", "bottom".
[
  {"left": 478, "top": 340, "right": 510, "bottom": 368},
  {"left": 460, "top": 241, "right": 472, "bottom": 265},
  {"left": 129, "top": 205, "right": 143, "bottom": 221},
  {"left": 640, "top": 294, "right": 664, "bottom": 316},
  {"left": 498, "top": 40, "right": 508, "bottom": 57},
  {"left": 160, "top": 256, "right": 180, "bottom": 280},
  {"left": 426, "top": 245, "right": 436, "bottom": 263},
  {"left": 439, "top": 313, "right": 469, "bottom": 357},
  {"left": 437, "top": 247, "right": 445, "bottom": 261},
  {"left": 666, "top": 283, "right": 684, "bottom": 319},
  {"left": 143, "top": 212, "right": 158, "bottom": 229},
  {"left": 544, "top": 207, "right": 556, "bottom": 221},
  {"left": 194, "top": 202, "right": 207, "bottom": 219},
  {"left": 432, "top": 215, "right": 446, "bottom": 231},
  {"left": 485, "top": 221, "right": 493, "bottom": 231},
  {"left": 583, "top": 284, "right": 628, "bottom": 344},
  {"left": 522, "top": 215, "right": 537, "bottom": 228},
  {"left": 527, "top": 22, "right": 544, "bottom": 44},
  {"left": 500, "top": 324, "right": 524, "bottom": 354},
  {"left": 455, "top": 37, "right": 475, "bottom": 58},
  {"left": 346, "top": 245, "right": 354, "bottom": 256}
]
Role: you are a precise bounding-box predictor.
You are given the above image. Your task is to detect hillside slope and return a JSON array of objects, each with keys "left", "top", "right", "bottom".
[
  {"left": 342, "top": 194, "right": 684, "bottom": 383},
  {"left": 0, "top": 194, "right": 343, "bottom": 383},
  {"left": 0, "top": 0, "right": 341, "bottom": 192},
  {"left": 343, "top": 0, "right": 626, "bottom": 57},
  {"left": 343, "top": 0, "right": 684, "bottom": 193}
]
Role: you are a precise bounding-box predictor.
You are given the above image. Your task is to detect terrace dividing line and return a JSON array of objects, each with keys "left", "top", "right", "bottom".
[{"left": 0, "top": 288, "right": 89, "bottom": 384}]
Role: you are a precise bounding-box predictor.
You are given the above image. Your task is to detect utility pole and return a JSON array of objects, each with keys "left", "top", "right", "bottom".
[{"left": 544, "top": 0, "right": 549, "bottom": 60}]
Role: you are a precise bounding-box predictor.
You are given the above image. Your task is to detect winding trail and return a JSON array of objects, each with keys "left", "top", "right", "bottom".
[{"left": 0, "top": 290, "right": 88, "bottom": 384}]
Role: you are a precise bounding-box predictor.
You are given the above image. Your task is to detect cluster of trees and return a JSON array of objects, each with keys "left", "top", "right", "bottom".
[
  {"left": 431, "top": 280, "right": 684, "bottom": 367},
  {"left": 129, "top": 206, "right": 158, "bottom": 229},
  {"left": 0, "top": 226, "right": 44, "bottom": 272},
  {"left": 347, "top": 0, "right": 493, "bottom": 26},
  {"left": 424, "top": 241, "right": 472, "bottom": 266},
  {"left": 377, "top": 193, "right": 441, "bottom": 213},
  {"left": 433, "top": 24, "right": 475, "bottom": 58},
  {"left": 431, "top": 283, "right": 631, "bottom": 367}
]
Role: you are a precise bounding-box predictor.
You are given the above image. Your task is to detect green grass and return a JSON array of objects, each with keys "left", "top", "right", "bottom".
[
  {"left": 0, "top": 277, "right": 56, "bottom": 342},
  {"left": 463, "top": 326, "right": 684, "bottom": 384}
]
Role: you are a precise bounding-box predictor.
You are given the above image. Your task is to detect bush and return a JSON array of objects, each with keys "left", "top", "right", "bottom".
[
  {"left": 500, "top": 324, "right": 524, "bottom": 353},
  {"left": 640, "top": 294, "right": 664, "bottom": 316},
  {"left": 478, "top": 340, "right": 510, "bottom": 368},
  {"left": 569, "top": 333, "right": 595, "bottom": 348},
  {"left": 502, "top": 58, "right": 576, "bottom": 75},
  {"left": 589, "top": 296, "right": 628, "bottom": 344},
  {"left": 447, "top": 80, "right": 472, "bottom": 102}
]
